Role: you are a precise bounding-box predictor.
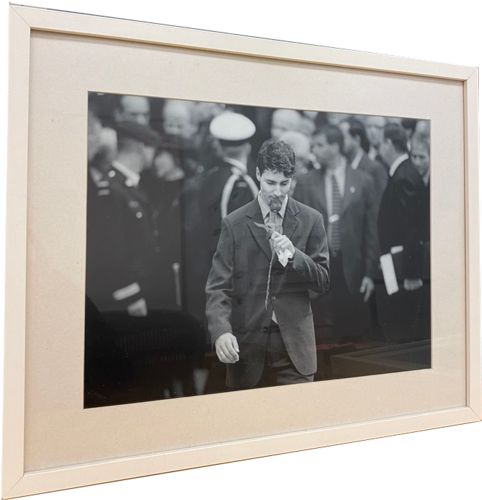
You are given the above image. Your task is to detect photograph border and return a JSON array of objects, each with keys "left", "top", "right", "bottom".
[{"left": 3, "top": 4, "right": 480, "bottom": 498}]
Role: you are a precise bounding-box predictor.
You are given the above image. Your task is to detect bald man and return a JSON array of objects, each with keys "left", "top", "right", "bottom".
[{"left": 271, "top": 109, "right": 302, "bottom": 140}]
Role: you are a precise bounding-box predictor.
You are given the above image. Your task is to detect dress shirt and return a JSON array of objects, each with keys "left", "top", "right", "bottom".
[
  {"left": 350, "top": 149, "right": 364, "bottom": 170},
  {"left": 257, "top": 193, "right": 288, "bottom": 324},
  {"left": 325, "top": 159, "right": 347, "bottom": 218}
]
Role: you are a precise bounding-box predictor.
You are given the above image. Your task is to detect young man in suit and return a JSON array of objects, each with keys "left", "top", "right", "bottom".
[
  {"left": 294, "top": 125, "right": 378, "bottom": 343},
  {"left": 205, "top": 139, "right": 330, "bottom": 390}
]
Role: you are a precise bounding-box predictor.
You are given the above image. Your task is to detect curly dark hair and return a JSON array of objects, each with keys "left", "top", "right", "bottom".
[{"left": 256, "top": 139, "right": 296, "bottom": 178}]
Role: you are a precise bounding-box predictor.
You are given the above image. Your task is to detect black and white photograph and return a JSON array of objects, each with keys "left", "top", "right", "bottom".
[
  {"left": 4, "top": 1, "right": 482, "bottom": 499},
  {"left": 85, "top": 92, "right": 431, "bottom": 407}
]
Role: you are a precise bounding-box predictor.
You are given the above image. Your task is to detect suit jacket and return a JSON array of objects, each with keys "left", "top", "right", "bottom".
[
  {"left": 205, "top": 197, "right": 330, "bottom": 388},
  {"left": 357, "top": 153, "right": 388, "bottom": 210},
  {"left": 378, "top": 158, "right": 426, "bottom": 280},
  {"left": 420, "top": 180, "right": 430, "bottom": 282},
  {"left": 293, "top": 166, "right": 378, "bottom": 293}
]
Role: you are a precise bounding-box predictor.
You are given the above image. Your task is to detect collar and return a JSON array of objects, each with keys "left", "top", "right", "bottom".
[
  {"left": 326, "top": 156, "right": 347, "bottom": 177},
  {"left": 389, "top": 153, "right": 409, "bottom": 177},
  {"left": 112, "top": 160, "right": 140, "bottom": 187},
  {"left": 351, "top": 149, "right": 364, "bottom": 170},
  {"left": 257, "top": 192, "right": 288, "bottom": 220}
]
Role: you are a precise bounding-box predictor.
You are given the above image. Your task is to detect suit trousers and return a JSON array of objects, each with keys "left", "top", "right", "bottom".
[
  {"left": 257, "top": 322, "right": 315, "bottom": 388},
  {"left": 377, "top": 286, "right": 426, "bottom": 343}
]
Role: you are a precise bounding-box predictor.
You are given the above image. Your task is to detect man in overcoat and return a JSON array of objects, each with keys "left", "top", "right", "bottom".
[{"left": 377, "top": 123, "right": 426, "bottom": 342}]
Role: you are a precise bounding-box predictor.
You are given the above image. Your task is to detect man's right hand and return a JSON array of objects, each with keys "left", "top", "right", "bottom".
[{"left": 215, "top": 333, "right": 240, "bottom": 364}]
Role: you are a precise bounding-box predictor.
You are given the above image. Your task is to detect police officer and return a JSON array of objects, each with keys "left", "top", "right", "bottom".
[
  {"left": 184, "top": 111, "right": 259, "bottom": 323},
  {"left": 207, "top": 111, "right": 259, "bottom": 219}
]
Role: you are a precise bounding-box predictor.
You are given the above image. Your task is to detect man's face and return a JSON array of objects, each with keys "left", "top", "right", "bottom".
[
  {"left": 118, "top": 96, "right": 150, "bottom": 125},
  {"left": 163, "top": 103, "right": 196, "bottom": 139},
  {"left": 410, "top": 142, "right": 430, "bottom": 178},
  {"left": 153, "top": 151, "right": 184, "bottom": 181},
  {"left": 339, "top": 122, "right": 357, "bottom": 157},
  {"left": 256, "top": 168, "right": 292, "bottom": 212},
  {"left": 271, "top": 110, "right": 300, "bottom": 140},
  {"left": 142, "top": 145, "right": 156, "bottom": 170},
  {"left": 87, "top": 111, "right": 102, "bottom": 161},
  {"left": 194, "top": 102, "right": 225, "bottom": 124},
  {"left": 311, "top": 133, "right": 334, "bottom": 166},
  {"left": 378, "top": 138, "right": 393, "bottom": 165},
  {"left": 365, "top": 116, "right": 386, "bottom": 147}
]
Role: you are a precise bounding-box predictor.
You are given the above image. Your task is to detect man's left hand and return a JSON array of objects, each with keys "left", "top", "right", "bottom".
[
  {"left": 271, "top": 233, "right": 295, "bottom": 256},
  {"left": 403, "top": 278, "right": 423, "bottom": 291},
  {"left": 360, "top": 276, "right": 374, "bottom": 302}
]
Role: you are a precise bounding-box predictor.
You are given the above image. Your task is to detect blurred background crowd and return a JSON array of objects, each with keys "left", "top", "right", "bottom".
[{"left": 85, "top": 92, "right": 431, "bottom": 406}]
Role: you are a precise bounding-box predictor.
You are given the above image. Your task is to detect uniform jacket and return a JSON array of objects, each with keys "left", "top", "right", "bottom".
[
  {"left": 86, "top": 164, "right": 161, "bottom": 315},
  {"left": 357, "top": 153, "right": 388, "bottom": 210},
  {"left": 139, "top": 169, "right": 183, "bottom": 312},
  {"left": 293, "top": 166, "right": 378, "bottom": 293},
  {"left": 205, "top": 197, "right": 330, "bottom": 388}
]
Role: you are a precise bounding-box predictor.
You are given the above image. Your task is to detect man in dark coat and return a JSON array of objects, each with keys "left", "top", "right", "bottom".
[
  {"left": 409, "top": 132, "right": 431, "bottom": 340},
  {"left": 339, "top": 117, "right": 388, "bottom": 340},
  {"left": 205, "top": 139, "right": 330, "bottom": 390},
  {"left": 365, "top": 115, "right": 388, "bottom": 168},
  {"left": 184, "top": 111, "right": 259, "bottom": 323},
  {"left": 340, "top": 117, "right": 388, "bottom": 209},
  {"left": 377, "top": 123, "right": 427, "bottom": 342},
  {"left": 88, "top": 120, "right": 161, "bottom": 317},
  {"left": 294, "top": 125, "right": 378, "bottom": 342},
  {"left": 85, "top": 111, "right": 162, "bottom": 402}
]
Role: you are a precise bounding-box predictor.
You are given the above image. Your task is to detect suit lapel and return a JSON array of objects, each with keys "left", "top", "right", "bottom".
[
  {"left": 357, "top": 153, "right": 368, "bottom": 173},
  {"left": 246, "top": 200, "right": 272, "bottom": 260},
  {"left": 315, "top": 171, "right": 328, "bottom": 216},
  {"left": 341, "top": 165, "right": 356, "bottom": 215},
  {"left": 283, "top": 198, "right": 300, "bottom": 240}
]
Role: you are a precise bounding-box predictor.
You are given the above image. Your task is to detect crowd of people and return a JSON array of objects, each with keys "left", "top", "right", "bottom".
[{"left": 85, "top": 92, "right": 430, "bottom": 404}]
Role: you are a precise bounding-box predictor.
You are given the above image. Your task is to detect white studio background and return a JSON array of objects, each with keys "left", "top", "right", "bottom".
[{"left": 1, "top": 1, "right": 481, "bottom": 499}]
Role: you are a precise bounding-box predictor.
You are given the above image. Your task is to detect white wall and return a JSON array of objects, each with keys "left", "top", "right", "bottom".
[{"left": 1, "top": 1, "right": 481, "bottom": 499}]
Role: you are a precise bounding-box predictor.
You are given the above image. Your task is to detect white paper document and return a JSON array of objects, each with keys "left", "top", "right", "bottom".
[{"left": 380, "top": 253, "right": 399, "bottom": 295}]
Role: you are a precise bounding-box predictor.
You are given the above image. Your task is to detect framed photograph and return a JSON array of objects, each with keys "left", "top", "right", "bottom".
[{"left": 3, "top": 4, "right": 480, "bottom": 498}]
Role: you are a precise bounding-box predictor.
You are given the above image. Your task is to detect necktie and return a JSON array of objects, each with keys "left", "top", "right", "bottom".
[
  {"left": 264, "top": 210, "right": 283, "bottom": 315},
  {"left": 330, "top": 173, "right": 342, "bottom": 254},
  {"left": 266, "top": 210, "right": 283, "bottom": 246}
]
